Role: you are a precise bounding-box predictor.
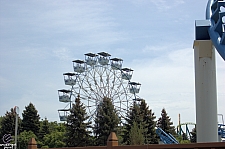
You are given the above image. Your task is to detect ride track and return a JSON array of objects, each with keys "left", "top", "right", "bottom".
[{"left": 198, "top": 0, "right": 225, "bottom": 60}]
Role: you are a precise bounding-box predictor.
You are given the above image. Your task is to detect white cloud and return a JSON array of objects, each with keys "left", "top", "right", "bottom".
[
  {"left": 53, "top": 48, "right": 73, "bottom": 62},
  {"left": 128, "top": 45, "right": 224, "bottom": 126},
  {"left": 0, "top": 0, "right": 224, "bottom": 127},
  {"left": 150, "top": 0, "right": 185, "bottom": 11}
]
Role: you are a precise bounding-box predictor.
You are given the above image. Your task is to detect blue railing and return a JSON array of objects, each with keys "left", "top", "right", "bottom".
[
  {"left": 206, "top": 0, "right": 225, "bottom": 60},
  {"left": 156, "top": 127, "right": 179, "bottom": 144}
]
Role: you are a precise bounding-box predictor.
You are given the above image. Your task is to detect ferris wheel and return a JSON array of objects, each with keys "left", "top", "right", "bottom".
[{"left": 57, "top": 52, "right": 142, "bottom": 123}]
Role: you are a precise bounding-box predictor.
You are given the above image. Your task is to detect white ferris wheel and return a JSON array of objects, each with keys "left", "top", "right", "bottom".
[{"left": 57, "top": 52, "right": 142, "bottom": 123}]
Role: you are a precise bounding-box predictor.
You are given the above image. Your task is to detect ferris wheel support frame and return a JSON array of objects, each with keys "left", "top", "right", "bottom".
[{"left": 57, "top": 52, "right": 142, "bottom": 124}]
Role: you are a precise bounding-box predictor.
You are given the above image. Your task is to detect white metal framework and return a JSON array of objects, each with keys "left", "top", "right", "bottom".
[{"left": 57, "top": 52, "right": 141, "bottom": 123}]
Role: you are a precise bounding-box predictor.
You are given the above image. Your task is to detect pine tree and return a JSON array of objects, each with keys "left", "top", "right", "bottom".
[
  {"left": 0, "top": 108, "right": 21, "bottom": 144},
  {"left": 93, "top": 97, "right": 119, "bottom": 146},
  {"left": 190, "top": 127, "right": 196, "bottom": 143},
  {"left": 123, "top": 102, "right": 143, "bottom": 145},
  {"left": 65, "top": 95, "right": 91, "bottom": 147},
  {"left": 139, "top": 100, "right": 158, "bottom": 144},
  {"left": 156, "top": 108, "right": 176, "bottom": 135},
  {"left": 129, "top": 121, "right": 144, "bottom": 145},
  {"left": 38, "top": 117, "right": 50, "bottom": 141},
  {"left": 21, "top": 103, "right": 40, "bottom": 136}
]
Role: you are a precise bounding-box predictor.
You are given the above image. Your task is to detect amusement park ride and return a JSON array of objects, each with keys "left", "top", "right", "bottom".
[
  {"left": 193, "top": 0, "right": 224, "bottom": 143},
  {"left": 57, "top": 52, "right": 142, "bottom": 124},
  {"left": 56, "top": 0, "right": 225, "bottom": 144}
]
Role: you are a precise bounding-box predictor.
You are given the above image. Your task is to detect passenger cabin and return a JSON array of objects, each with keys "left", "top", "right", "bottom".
[
  {"left": 133, "top": 98, "right": 144, "bottom": 102},
  {"left": 63, "top": 72, "right": 76, "bottom": 86},
  {"left": 110, "top": 58, "right": 123, "bottom": 70},
  {"left": 58, "top": 109, "right": 69, "bottom": 121},
  {"left": 58, "top": 89, "right": 71, "bottom": 102},
  {"left": 121, "top": 68, "right": 133, "bottom": 80},
  {"left": 85, "top": 53, "right": 97, "bottom": 66},
  {"left": 73, "top": 60, "right": 85, "bottom": 73},
  {"left": 98, "top": 52, "right": 111, "bottom": 65},
  {"left": 129, "top": 82, "right": 141, "bottom": 94}
]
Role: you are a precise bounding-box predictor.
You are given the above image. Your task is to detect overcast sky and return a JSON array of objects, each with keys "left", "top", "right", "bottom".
[{"left": 0, "top": 0, "right": 224, "bottom": 127}]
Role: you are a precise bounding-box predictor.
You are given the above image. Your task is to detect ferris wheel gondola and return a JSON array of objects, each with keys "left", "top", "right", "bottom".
[{"left": 57, "top": 52, "right": 142, "bottom": 123}]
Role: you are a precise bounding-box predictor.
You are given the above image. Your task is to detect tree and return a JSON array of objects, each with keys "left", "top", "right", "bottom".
[
  {"left": 93, "top": 97, "right": 119, "bottom": 146},
  {"left": 41, "top": 122, "right": 66, "bottom": 148},
  {"left": 129, "top": 121, "right": 144, "bottom": 145},
  {"left": 157, "top": 108, "right": 176, "bottom": 135},
  {"left": 21, "top": 103, "right": 40, "bottom": 136},
  {"left": 38, "top": 117, "right": 50, "bottom": 141},
  {"left": 0, "top": 108, "right": 21, "bottom": 144},
  {"left": 123, "top": 102, "right": 144, "bottom": 145},
  {"left": 190, "top": 127, "right": 196, "bottom": 143},
  {"left": 43, "top": 131, "right": 66, "bottom": 148},
  {"left": 65, "top": 95, "right": 91, "bottom": 147},
  {"left": 139, "top": 100, "right": 158, "bottom": 144},
  {"left": 18, "top": 130, "right": 37, "bottom": 149}
]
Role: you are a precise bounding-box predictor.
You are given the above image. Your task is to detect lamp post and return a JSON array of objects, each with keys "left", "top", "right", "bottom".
[{"left": 14, "top": 106, "right": 19, "bottom": 149}]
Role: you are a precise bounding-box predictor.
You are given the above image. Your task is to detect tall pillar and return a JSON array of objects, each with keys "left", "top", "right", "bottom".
[{"left": 193, "top": 40, "right": 218, "bottom": 142}]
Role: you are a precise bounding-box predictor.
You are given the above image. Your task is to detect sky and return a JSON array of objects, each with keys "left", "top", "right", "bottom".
[{"left": 0, "top": 0, "right": 224, "bottom": 128}]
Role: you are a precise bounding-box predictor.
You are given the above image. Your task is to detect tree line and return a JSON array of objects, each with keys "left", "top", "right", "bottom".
[{"left": 0, "top": 97, "right": 196, "bottom": 148}]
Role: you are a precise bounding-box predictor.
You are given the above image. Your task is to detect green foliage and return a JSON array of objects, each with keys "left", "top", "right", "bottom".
[
  {"left": 93, "top": 97, "right": 119, "bottom": 146},
  {"left": 190, "top": 127, "right": 196, "bottom": 143},
  {"left": 123, "top": 102, "right": 143, "bottom": 145},
  {"left": 157, "top": 108, "right": 176, "bottom": 135},
  {"left": 129, "top": 121, "right": 144, "bottom": 145},
  {"left": 123, "top": 100, "right": 157, "bottom": 145},
  {"left": 38, "top": 117, "right": 50, "bottom": 141},
  {"left": 182, "top": 133, "right": 188, "bottom": 140},
  {"left": 21, "top": 103, "right": 40, "bottom": 136},
  {"left": 65, "top": 95, "right": 91, "bottom": 147},
  {"left": 48, "top": 121, "right": 64, "bottom": 133},
  {"left": 39, "top": 122, "right": 66, "bottom": 148},
  {"left": 139, "top": 100, "right": 158, "bottom": 144},
  {"left": 0, "top": 108, "right": 21, "bottom": 144},
  {"left": 0, "top": 116, "right": 3, "bottom": 129},
  {"left": 43, "top": 131, "right": 66, "bottom": 148},
  {"left": 18, "top": 130, "right": 37, "bottom": 149},
  {"left": 176, "top": 134, "right": 191, "bottom": 144}
]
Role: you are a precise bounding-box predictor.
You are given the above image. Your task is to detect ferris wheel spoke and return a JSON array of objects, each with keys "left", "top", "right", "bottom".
[
  {"left": 81, "top": 73, "right": 104, "bottom": 101},
  {"left": 58, "top": 52, "right": 141, "bottom": 124}
]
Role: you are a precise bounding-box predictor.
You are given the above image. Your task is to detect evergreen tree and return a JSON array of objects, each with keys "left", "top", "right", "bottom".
[
  {"left": 65, "top": 95, "right": 91, "bottom": 147},
  {"left": 0, "top": 108, "right": 21, "bottom": 144},
  {"left": 190, "top": 127, "right": 196, "bottom": 143},
  {"left": 182, "top": 133, "right": 188, "bottom": 140},
  {"left": 21, "top": 103, "right": 40, "bottom": 136},
  {"left": 93, "top": 97, "right": 119, "bottom": 146},
  {"left": 123, "top": 102, "right": 143, "bottom": 145},
  {"left": 38, "top": 117, "right": 50, "bottom": 141},
  {"left": 129, "top": 121, "right": 144, "bottom": 145},
  {"left": 139, "top": 100, "right": 158, "bottom": 144},
  {"left": 156, "top": 108, "right": 176, "bottom": 135}
]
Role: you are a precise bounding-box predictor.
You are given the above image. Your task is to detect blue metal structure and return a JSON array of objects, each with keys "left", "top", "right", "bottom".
[
  {"left": 196, "top": 0, "right": 225, "bottom": 60},
  {"left": 207, "top": 0, "right": 225, "bottom": 60},
  {"left": 218, "top": 124, "right": 225, "bottom": 140},
  {"left": 156, "top": 127, "right": 179, "bottom": 144},
  {"left": 177, "top": 122, "right": 196, "bottom": 140}
]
